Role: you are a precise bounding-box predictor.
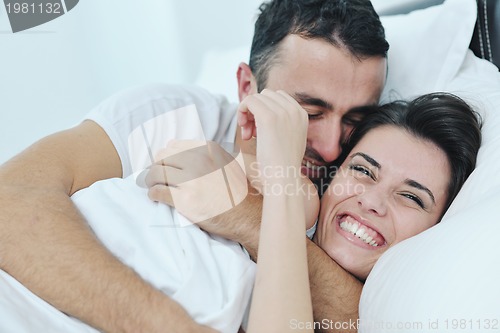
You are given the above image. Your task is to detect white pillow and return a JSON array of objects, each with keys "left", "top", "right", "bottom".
[
  {"left": 379, "top": 0, "right": 477, "bottom": 103},
  {"left": 360, "top": 51, "right": 500, "bottom": 332},
  {"left": 360, "top": 0, "right": 500, "bottom": 328}
]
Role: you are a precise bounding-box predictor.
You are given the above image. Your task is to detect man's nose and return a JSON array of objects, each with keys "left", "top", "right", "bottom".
[{"left": 309, "top": 119, "right": 343, "bottom": 163}]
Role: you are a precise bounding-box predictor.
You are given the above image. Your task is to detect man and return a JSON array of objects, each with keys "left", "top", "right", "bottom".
[{"left": 0, "top": 0, "right": 388, "bottom": 332}]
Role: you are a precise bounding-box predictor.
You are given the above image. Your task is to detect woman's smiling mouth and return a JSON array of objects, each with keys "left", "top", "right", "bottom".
[{"left": 336, "top": 213, "right": 386, "bottom": 248}]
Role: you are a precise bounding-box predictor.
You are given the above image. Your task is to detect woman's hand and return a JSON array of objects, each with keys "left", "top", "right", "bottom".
[
  {"left": 238, "top": 89, "right": 308, "bottom": 185},
  {"left": 243, "top": 90, "right": 314, "bottom": 332}
]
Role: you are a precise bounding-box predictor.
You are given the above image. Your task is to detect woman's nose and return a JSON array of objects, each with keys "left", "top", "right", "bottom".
[{"left": 357, "top": 187, "right": 387, "bottom": 216}]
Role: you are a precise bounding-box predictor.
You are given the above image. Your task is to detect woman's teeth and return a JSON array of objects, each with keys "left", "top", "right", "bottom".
[{"left": 340, "top": 218, "right": 379, "bottom": 247}]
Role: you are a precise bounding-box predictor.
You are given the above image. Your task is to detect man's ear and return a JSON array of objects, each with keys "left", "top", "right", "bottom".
[{"left": 237, "top": 62, "right": 258, "bottom": 102}]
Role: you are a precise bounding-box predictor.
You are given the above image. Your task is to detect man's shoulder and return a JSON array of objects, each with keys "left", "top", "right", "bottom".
[
  {"left": 116, "top": 82, "right": 214, "bottom": 100},
  {"left": 96, "top": 83, "right": 237, "bottom": 120}
]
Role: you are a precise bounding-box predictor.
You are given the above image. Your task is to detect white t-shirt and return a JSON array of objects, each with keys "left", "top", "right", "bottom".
[
  {"left": 84, "top": 83, "right": 239, "bottom": 176},
  {"left": 72, "top": 173, "right": 255, "bottom": 333}
]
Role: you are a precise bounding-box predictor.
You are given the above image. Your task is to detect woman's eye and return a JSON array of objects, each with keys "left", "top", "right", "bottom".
[
  {"left": 401, "top": 193, "right": 425, "bottom": 209},
  {"left": 349, "top": 165, "right": 373, "bottom": 179}
]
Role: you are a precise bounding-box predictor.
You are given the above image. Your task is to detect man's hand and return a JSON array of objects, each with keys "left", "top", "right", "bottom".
[
  {"left": 144, "top": 139, "right": 263, "bottom": 258},
  {"left": 143, "top": 140, "right": 250, "bottom": 224}
]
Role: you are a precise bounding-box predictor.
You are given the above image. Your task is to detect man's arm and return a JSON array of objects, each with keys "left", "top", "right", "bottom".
[
  {"left": 307, "top": 240, "right": 362, "bottom": 333},
  {"left": 200, "top": 195, "right": 361, "bottom": 333},
  {"left": 152, "top": 183, "right": 360, "bottom": 332},
  {"left": 0, "top": 121, "right": 213, "bottom": 333}
]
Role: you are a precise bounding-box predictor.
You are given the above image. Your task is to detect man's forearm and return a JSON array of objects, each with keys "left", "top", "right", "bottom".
[
  {"left": 307, "top": 240, "right": 362, "bottom": 333},
  {"left": 0, "top": 125, "right": 205, "bottom": 333},
  {"left": 198, "top": 184, "right": 262, "bottom": 261},
  {"left": 0, "top": 184, "right": 205, "bottom": 333},
  {"left": 243, "top": 233, "right": 361, "bottom": 333},
  {"left": 243, "top": 229, "right": 361, "bottom": 333}
]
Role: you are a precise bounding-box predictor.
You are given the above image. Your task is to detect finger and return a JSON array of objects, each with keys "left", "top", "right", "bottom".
[
  {"left": 237, "top": 102, "right": 251, "bottom": 126},
  {"left": 276, "top": 90, "right": 301, "bottom": 107},
  {"left": 239, "top": 124, "right": 253, "bottom": 140},
  {"left": 148, "top": 151, "right": 232, "bottom": 188},
  {"left": 259, "top": 89, "right": 306, "bottom": 124},
  {"left": 259, "top": 89, "right": 289, "bottom": 116},
  {"left": 168, "top": 143, "right": 234, "bottom": 171},
  {"left": 276, "top": 90, "right": 309, "bottom": 122},
  {"left": 271, "top": 90, "right": 304, "bottom": 114},
  {"left": 148, "top": 184, "right": 174, "bottom": 206},
  {"left": 156, "top": 146, "right": 206, "bottom": 170},
  {"left": 252, "top": 126, "right": 258, "bottom": 139},
  {"left": 262, "top": 89, "right": 297, "bottom": 108},
  {"left": 155, "top": 140, "right": 207, "bottom": 166},
  {"left": 238, "top": 94, "right": 276, "bottom": 128},
  {"left": 237, "top": 98, "right": 256, "bottom": 140},
  {"left": 154, "top": 155, "right": 189, "bottom": 170},
  {"left": 136, "top": 168, "right": 150, "bottom": 188},
  {"left": 143, "top": 164, "right": 186, "bottom": 188},
  {"left": 142, "top": 165, "right": 167, "bottom": 188}
]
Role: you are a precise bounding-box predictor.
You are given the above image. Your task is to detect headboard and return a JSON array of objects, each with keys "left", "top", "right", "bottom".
[{"left": 470, "top": 0, "right": 500, "bottom": 68}]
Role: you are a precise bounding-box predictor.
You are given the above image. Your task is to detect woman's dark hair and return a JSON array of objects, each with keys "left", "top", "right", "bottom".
[
  {"left": 249, "top": 0, "right": 389, "bottom": 89},
  {"left": 342, "top": 92, "right": 482, "bottom": 213}
]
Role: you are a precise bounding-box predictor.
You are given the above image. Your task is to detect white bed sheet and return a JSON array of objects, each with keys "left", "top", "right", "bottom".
[{"left": 0, "top": 174, "right": 255, "bottom": 333}]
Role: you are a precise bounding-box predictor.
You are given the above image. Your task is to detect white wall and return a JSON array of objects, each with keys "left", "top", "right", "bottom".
[
  {"left": 0, "top": 0, "right": 415, "bottom": 164},
  {"left": 0, "top": 0, "right": 260, "bottom": 164}
]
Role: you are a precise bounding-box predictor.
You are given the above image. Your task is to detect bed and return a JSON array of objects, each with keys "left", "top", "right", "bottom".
[{"left": 1, "top": 0, "right": 499, "bottom": 332}]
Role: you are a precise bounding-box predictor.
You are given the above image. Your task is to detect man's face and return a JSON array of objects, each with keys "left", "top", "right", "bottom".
[{"left": 260, "top": 35, "right": 387, "bottom": 185}]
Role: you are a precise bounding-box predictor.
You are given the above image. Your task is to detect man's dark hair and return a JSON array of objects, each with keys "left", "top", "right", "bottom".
[
  {"left": 343, "top": 92, "right": 483, "bottom": 214},
  {"left": 249, "top": 0, "right": 390, "bottom": 89}
]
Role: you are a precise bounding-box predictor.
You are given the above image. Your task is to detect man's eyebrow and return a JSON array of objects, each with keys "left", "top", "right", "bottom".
[
  {"left": 293, "top": 92, "right": 333, "bottom": 110},
  {"left": 405, "top": 179, "right": 436, "bottom": 205},
  {"left": 350, "top": 152, "right": 381, "bottom": 169}
]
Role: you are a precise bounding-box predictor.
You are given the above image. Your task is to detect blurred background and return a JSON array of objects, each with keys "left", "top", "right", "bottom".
[{"left": 0, "top": 0, "right": 420, "bottom": 164}]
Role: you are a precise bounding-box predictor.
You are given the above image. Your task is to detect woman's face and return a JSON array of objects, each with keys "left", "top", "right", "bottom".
[{"left": 313, "top": 125, "right": 451, "bottom": 280}]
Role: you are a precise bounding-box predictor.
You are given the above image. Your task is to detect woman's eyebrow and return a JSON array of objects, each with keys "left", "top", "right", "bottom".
[
  {"left": 350, "top": 152, "right": 381, "bottom": 169},
  {"left": 405, "top": 179, "right": 436, "bottom": 205},
  {"left": 351, "top": 152, "right": 436, "bottom": 205}
]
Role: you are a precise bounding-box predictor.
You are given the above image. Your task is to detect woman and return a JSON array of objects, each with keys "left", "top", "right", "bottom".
[
  {"left": 244, "top": 91, "right": 481, "bottom": 331},
  {"left": 313, "top": 93, "right": 482, "bottom": 281}
]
